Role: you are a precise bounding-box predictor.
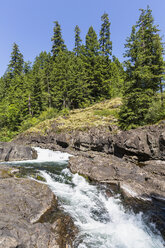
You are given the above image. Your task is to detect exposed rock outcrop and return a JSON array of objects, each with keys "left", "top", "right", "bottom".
[
  {"left": 13, "top": 123, "right": 165, "bottom": 239},
  {"left": 68, "top": 152, "right": 165, "bottom": 238},
  {"left": 15, "top": 123, "right": 165, "bottom": 162},
  {"left": 0, "top": 142, "right": 37, "bottom": 162},
  {"left": 113, "top": 124, "right": 165, "bottom": 161},
  {"left": 68, "top": 152, "right": 165, "bottom": 199},
  {"left": 0, "top": 165, "right": 77, "bottom": 248}
]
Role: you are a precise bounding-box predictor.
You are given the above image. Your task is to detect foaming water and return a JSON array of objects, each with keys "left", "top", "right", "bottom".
[
  {"left": 33, "top": 147, "right": 72, "bottom": 162},
  {"left": 40, "top": 169, "right": 165, "bottom": 248},
  {"left": 6, "top": 148, "right": 165, "bottom": 247},
  {"left": 7, "top": 147, "right": 72, "bottom": 164}
]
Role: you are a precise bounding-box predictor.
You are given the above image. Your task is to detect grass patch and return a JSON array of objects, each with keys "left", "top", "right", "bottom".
[
  {"left": 18, "top": 97, "right": 122, "bottom": 137},
  {"left": 94, "top": 109, "right": 119, "bottom": 118}
]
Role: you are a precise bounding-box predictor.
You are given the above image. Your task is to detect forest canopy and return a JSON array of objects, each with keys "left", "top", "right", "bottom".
[{"left": 0, "top": 6, "right": 164, "bottom": 140}]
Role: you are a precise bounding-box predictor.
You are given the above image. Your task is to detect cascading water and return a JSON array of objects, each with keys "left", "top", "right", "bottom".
[{"left": 8, "top": 148, "right": 165, "bottom": 248}]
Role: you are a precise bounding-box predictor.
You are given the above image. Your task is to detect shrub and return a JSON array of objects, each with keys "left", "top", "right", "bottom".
[
  {"left": 145, "top": 97, "right": 165, "bottom": 124},
  {"left": 38, "top": 108, "right": 58, "bottom": 121},
  {"left": 19, "top": 117, "right": 39, "bottom": 132}
]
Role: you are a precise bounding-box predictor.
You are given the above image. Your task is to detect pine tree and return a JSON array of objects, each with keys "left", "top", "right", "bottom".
[
  {"left": 30, "top": 76, "right": 43, "bottom": 116},
  {"left": 74, "top": 25, "right": 82, "bottom": 56},
  {"left": 99, "top": 13, "right": 112, "bottom": 57},
  {"left": 119, "top": 6, "right": 164, "bottom": 129},
  {"left": 8, "top": 43, "right": 24, "bottom": 77},
  {"left": 50, "top": 51, "right": 71, "bottom": 109},
  {"left": 67, "top": 55, "right": 89, "bottom": 108},
  {"left": 31, "top": 51, "right": 53, "bottom": 112},
  {"left": 1, "top": 44, "right": 26, "bottom": 130},
  {"left": 51, "top": 21, "right": 66, "bottom": 58},
  {"left": 50, "top": 50, "right": 89, "bottom": 109},
  {"left": 84, "top": 26, "right": 100, "bottom": 101},
  {"left": 24, "top": 61, "right": 31, "bottom": 74},
  {"left": 85, "top": 26, "right": 99, "bottom": 56},
  {"left": 110, "top": 56, "right": 125, "bottom": 97},
  {"left": 84, "top": 27, "right": 111, "bottom": 101}
]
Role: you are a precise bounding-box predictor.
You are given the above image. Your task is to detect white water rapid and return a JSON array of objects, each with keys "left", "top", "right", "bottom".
[{"left": 10, "top": 148, "right": 165, "bottom": 247}]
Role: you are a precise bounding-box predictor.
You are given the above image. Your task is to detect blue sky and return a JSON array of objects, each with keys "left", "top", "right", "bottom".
[{"left": 0, "top": 0, "right": 165, "bottom": 76}]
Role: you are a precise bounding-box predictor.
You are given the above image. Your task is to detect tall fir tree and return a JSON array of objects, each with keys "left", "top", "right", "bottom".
[
  {"left": 84, "top": 26, "right": 111, "bottom": 101},
  {"left": 74, "top": 25, "right": 82, "bottom": 56},
  {"left": 119, "top": 6, "right": 164, "bottom": 130},
  {"left": 85, "top": 26, "right": 99, "bottom": 56},
  {"left": 51, "top": 21, "right": 66, "bottom": 59},
  {"left": 8, "top": 43, "right": 24, "bottom": 77},
  {"left": 99, "top": 13, "right": 112, "bottom": 57}
]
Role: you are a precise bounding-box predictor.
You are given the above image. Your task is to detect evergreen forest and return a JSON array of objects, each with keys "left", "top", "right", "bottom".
[{"left": 0, "top": 7, "right": 164, "bottom": 141}]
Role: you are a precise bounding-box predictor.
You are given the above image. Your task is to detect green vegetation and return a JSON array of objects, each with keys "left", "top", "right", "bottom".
[
  {"left": 119, "top": 6, "right": 165, "bottom": 130},
  {"left": 25, "top": 97, "right": 121, "bottom": 135},
  {"left": 0, "top": 7, "right": 164, "bottom": 141}
]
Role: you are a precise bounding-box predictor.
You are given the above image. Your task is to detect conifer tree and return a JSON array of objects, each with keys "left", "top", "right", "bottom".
[
  {"left": 99, "top": 13, "right": 112, "bottom": 57},
  {"left": 50, "top": 51, "right": 71, "bottom": 109},
  {"left": 84, "top": 26, "right": 100, "bottom": 101},
  {"left": 8, "top": 43, "right": 24, "bottom": 77},
  {"left": 84, "top": 27, "right": 111, "bottom": 101},
  {"left": 85, "top": 26, "right": 99, "bottom": 56},
  {"left": 110, "top": 56, "right": 125, "bottom": 97},
  {"left": 51, "top": 21, "right": 66, "bottom": 58},
  {"left": 74, "top": 25, "right": 82, "bottom": 56},
  {"left": 31, "top": 51, "right": 53, "bottom": 111},
  {"left": 119, "top": 6, "right": 164, "bottom": 129}
]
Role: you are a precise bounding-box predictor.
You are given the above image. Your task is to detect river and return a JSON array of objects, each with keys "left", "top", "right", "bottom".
[{"left": 8, "top": 147, "right": 165, "bottom": 248}]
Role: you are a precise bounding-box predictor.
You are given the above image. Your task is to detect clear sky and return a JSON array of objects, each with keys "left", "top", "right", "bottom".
[{"left": 0, "top": 0, "right": 165, "bottom": 76}]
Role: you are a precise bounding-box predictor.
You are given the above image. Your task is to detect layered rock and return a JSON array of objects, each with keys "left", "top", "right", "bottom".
[
  {"left": 13, "top": 123, "right": 165, "bottom": 238},
  {"left": 0, "top": 142, "right": 37, "bottom": 162},
  {"left": 0, "top": 165, "right": 77, "bottom": 248},
  {"left": 68, "top": 152, "right": 165, "bottom": 199},
  {"left": 15, "top": 123, "right": 165, "bottom": 162},
  {"left": 68, "top": 152, "right": 165, "bottom": 238}
]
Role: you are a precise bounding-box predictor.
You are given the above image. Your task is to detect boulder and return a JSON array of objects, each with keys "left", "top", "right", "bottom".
[
  {"left": 0, "top": 165, "right": 77, "bottom": 248},
  {"left": 113, "top": 125, "right": 165, "bottom": 161},
  {"left": 0, "top": 142, "right": 37, "bottom": 162},
  {"left": 68, "top": 152, "right": 165, "bottom": 199}
]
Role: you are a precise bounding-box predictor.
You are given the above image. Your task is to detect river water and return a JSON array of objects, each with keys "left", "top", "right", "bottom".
[{"left": 8, "top": 147, "right": 165, "bottom": 248}]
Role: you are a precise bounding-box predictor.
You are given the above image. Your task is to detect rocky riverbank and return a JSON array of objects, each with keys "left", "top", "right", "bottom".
[
  {"left": 12, "top": 122, "right": 165, "bottom": 239},
  {"left": 0, "top": 164, "right": 77, "bottom": 248},
  {"left": 13, "top": 122, "right": 165, "bottom": 198},
  {"left": 1, "top": 122, "right": 165, "bottom": 240}
]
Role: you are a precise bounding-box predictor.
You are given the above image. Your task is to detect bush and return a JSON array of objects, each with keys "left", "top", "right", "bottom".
[
  {"left": 145, "top": 98, "right": 165, "bottom": 124},
  {"left": 0, "top": 127, "right": 18, "bottom": 142},
  {"left": 59, "top": 108, "right": 70, "bottom": 116},
  {"left": 38, "top": 108, "right": 58, "bottom": 122},
  {"left": 19, "top": 117, "right": 39, "bottom": 132}
]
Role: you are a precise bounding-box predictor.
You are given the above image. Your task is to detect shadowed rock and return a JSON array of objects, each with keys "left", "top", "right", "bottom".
[
  {"left": 0, "top": 142, "right": 37, "bottom": 162},
  {"left": 0, "top": 165, "right": 77, "bottom": 248}
]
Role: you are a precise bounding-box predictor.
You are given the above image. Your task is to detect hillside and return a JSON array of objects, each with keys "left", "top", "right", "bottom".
[{"left": 24, "top": 97, "right": 122, "bottom": 136}]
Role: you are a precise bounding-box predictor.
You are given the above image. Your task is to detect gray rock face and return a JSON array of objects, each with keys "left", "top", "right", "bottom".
[
  {"left": 0, "top": 165, "right": 77, "bottom": 248},
  {"left": 113, "top": 124, "right": 165, "bottom": 161},
  {"left": 13, "top": 123, "right": 165, "bottom": 239},
  {"left": 68, "top": 152, "right": 165, "bottom": 238},
  {"left": 15, "top": 123, "right": 165, "bottom": 162},
  {"left": 0, "top": 142, "right": 37, "bottom": 162},
  {"left": 68, "top": 152, "right": 165, "bottom": 199}
]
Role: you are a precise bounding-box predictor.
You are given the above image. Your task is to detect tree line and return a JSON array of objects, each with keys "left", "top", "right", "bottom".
[{"left": 0, "top": 7, "right": 164, "bottom": 140}]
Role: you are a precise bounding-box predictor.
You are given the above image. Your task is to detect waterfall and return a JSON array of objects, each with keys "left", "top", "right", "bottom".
[{"left": 8, "top": 147, "right": 165, "bottom": 247}]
